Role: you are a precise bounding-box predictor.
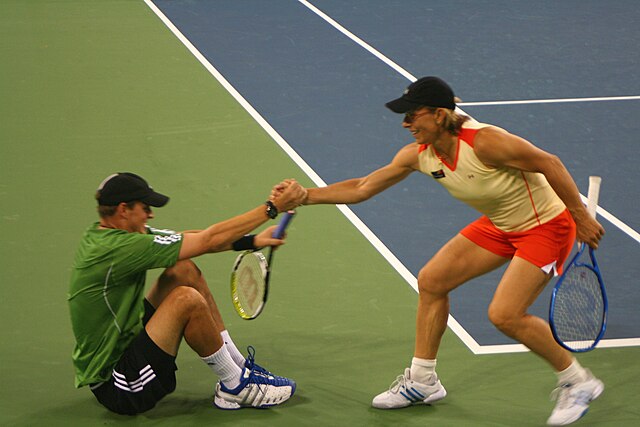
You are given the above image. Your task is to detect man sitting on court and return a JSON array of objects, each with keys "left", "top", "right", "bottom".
[{"left": 67, "top": 172, "right": 306, "bottom": 414}]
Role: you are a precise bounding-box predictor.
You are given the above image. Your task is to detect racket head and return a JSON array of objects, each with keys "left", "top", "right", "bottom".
[
  {"left": 550, "top": 245, "right": 607, "bottom": 352},
  {"left": 230, "top": 211, "right": 297, "bottom": 320},
  {"left": 230, "top": 250, "right": 268, "bottom": 320}
]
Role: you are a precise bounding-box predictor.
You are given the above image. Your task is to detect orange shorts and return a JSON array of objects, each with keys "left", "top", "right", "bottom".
[{"left": 460, "top": 209, "right": 576, "bottom": 276}]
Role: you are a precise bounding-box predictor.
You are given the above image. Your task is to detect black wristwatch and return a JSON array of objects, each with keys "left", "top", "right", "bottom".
[{"left": 265, "top": 200, "right": 279, "bottom": 219}]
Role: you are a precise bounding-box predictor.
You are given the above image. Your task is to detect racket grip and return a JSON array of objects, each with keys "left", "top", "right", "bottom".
[
  {"left": 272, "top": 211, "right": 296, "bottom": 239},
  {"left": 587, "top": 176, "right": 601, "bottom": 219}
]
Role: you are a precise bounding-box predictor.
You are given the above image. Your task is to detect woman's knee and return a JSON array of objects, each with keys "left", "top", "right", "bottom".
[
  {"left": 487, "top": 303, "right": 519, "bottom": 335},
  {"left": 417, "top": 265, "right": 452, "bottom": 297}
]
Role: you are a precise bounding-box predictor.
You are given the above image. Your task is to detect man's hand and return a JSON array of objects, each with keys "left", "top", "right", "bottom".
[{"left": 254, "top": 225, "right": 286, "bottom": 248}]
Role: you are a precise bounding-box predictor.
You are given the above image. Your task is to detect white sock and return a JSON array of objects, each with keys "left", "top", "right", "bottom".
[
  {"left": 556, "top": 358, "right": 588, "bottom": 386},
  {"left": 221, "top": 330, "right": 246, "bottom": 368},
  {"left": 201, "top": 345, "right": 242, "bottom": 389},
  {"left": 410, "top": 357, "right": 437, "bottom": 384}
]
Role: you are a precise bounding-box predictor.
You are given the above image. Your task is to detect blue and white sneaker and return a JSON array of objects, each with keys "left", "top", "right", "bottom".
[
  {"left": 372, "top": 368, "right": 447, "bottom": 409},
  {"left": 214, "top": 347, "right": 296, "bottom": 409},
  {"left": 547, "top": 371, "right": 604, "bottom": 425}
]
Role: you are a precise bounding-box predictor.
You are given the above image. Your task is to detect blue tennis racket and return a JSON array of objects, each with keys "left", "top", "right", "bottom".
[{"left": 549, "top": 176, "right": 607, "bottom": 352}]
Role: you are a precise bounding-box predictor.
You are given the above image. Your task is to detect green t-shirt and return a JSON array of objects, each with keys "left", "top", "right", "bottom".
[{"left": 67, "top": 223, "right": 182, "bottom": 387}]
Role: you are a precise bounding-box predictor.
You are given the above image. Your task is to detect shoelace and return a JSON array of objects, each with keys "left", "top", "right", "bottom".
[
  {"left": 245, "top": 346, "right": 284, "bottom": 379},
  {"left": 245, "top": 345, "right": 257, "bottom": 370},
  {"left": 550, "top": 384, "right": 572, "bottom": 409},
  {"left": 241, "top": 346, "right": 269, "bottom": 399},
  {"left": 388, "top": 373, "right": 408, "bottom": 394},
  {"left": 244, "top": 346, "right": 290, "bottom": 387}
]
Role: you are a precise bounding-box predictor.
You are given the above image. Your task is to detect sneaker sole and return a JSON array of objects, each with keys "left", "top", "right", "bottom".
[
  {"left": 213, "top": 396, "right": 280, "bottom": 411},
  {"left": 213, "top": 395, "right": 291, "bottom": 410},
  {"left": 214, "top": 383, "right": 297, "bottom": 410},
  {"left": 213, "top": 395, "right": 243, "bottom": 410},
  {"left": 372, "top": 386, "right": 447, "bottom": 409}
]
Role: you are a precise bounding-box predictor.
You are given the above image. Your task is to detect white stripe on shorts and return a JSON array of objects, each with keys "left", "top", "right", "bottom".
[{"left": 112, "top": 364, "right": 157, "bottom": 393}]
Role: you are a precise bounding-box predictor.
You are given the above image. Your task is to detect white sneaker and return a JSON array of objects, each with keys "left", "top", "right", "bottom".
[
  {"left": 547, "top": 371, "right": 604, "bottom": 425},
  {"left": 372, "top": 368, "right": 447, "bottom": 409}
]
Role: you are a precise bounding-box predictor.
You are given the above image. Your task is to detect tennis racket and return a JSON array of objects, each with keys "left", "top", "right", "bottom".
[
  {"left": 230, "top": 211, "right": 296, "bottom": 320},
  {"left": 549, "top": 176, "right": 607, "bottom": 352}
]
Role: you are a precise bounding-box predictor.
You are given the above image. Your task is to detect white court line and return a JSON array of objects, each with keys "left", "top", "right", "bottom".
[
  {"left": 472, "top": 337, "right": 640, "bottom": 355},
  {"left": 143, "top": 0, "right": 324, "bottom": 187},
  {"left": 144, "top": 0, "right": 639, "bottom": 352},
  {"left": 297, "top": 0, "right": 417, "bottom": 82},
  {"left": 460, "top": 95, "right": 640, "bottom": 106},
  {"left": 144, "top": 0, "right": 478, "bottom": 354}
]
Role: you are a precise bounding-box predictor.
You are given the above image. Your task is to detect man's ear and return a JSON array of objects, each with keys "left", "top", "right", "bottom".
[{"left": 116, "top": 202, "right": 129, "bottom": 218}]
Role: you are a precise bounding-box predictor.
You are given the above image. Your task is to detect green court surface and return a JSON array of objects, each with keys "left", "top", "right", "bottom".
[{"left": 1, "top": 1, "right": 638, "bottom": 426}]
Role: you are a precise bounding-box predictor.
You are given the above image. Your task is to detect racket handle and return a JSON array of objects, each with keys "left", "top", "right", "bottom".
[
  {"left": 272, "top": 211, "right": 296, "bottom": 239},
  {"left": 587, "top": 176, "right": 601, "bottom": 219}
]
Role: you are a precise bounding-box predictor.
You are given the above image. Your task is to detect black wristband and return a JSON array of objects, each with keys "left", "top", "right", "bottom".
[
  {"left": 232, "top": 234, "right": 257, "bottom": 251},
  {"left": 265, "top": 200, "right": 278, "bottom": 219}
]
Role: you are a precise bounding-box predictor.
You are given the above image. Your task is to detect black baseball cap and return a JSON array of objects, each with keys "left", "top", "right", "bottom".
[
  {"left": 385, "top": 76, "right": 456, "bottom": 113},
  {"left": 96, "top": 172, "right": 169, "bottom": 207}
]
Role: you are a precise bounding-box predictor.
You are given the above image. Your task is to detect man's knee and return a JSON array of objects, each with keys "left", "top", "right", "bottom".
[
  {"left": 148, "top": 260, "right": 207, "bottom": 309},
  {"left": 161, "top": 260, "right": 202, "bottom": 285},
  {"left": 166, "top": 286, "right": 207, "bottom": 313}
]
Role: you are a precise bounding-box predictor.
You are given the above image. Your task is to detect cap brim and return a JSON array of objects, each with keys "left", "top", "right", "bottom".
[
  {"left": 141, "top": 191, "right": 169, "bottom": 207},
  {"left": 385, "top": 97, "right": 422, "bottom": 113}
]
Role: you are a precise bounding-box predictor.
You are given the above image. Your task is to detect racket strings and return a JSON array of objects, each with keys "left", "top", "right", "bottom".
[
  {"left": 553, "top": 266, "right": 604, "bottom": 350},
  {"left": 232, "top": 253, "right": 267, "bottom": 317}
]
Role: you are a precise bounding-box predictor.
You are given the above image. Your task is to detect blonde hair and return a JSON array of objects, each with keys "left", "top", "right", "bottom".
[
  {"left": 420, "top": 98, "right": 468, "bottom": 135},
  {"left": 439, "top": 107, "right": 469, "bottom": 136}
]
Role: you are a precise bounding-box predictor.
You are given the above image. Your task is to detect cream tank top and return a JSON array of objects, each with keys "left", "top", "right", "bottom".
[{"left": 417, "top": 120, "right": 566, "bottom": 232}]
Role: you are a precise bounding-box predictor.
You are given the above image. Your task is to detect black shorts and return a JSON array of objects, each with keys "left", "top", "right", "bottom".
[{"left": 91, "top": 300, "right": 178, "bottom": 415}]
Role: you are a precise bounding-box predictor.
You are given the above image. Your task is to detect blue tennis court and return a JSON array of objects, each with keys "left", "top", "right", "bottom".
[
  {"left": 2, "top": 1, "right": 639, "bottom": 425},
  {"left": 150, "top": 0, "right": 640, "bottom": 349}
]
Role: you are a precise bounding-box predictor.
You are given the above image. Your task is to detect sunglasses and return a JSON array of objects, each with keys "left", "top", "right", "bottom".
[{"left": 403, "top": 109, "right": 434, "bottom": 123}]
